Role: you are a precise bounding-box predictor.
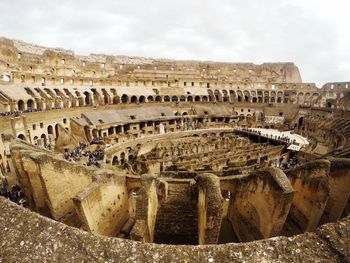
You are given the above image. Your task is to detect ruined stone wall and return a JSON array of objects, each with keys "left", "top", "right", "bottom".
[
  {"left": 0, "top": 197, "right": 349, "bottom": 262},
  {"left": 284, "top": 160, "right": 330, "bottom": 235},
  {"left": 10, "top": 141, "right": 95, "bottom": 225},
  {"left": 154, "top": 179, "right": 198, "bottom": 244},
  {"left": 74, "top": 174, "right": 129, "bottom": 237},
  {"left": 223, "top": 167, "right": 294, "bottom": 242}
]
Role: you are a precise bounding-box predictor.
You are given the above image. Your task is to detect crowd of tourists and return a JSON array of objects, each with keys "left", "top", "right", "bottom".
[
  {"left": 239, "top": 127, "right": 297, "bottom": 144},
  {"left": 280, "top": 157, "right": 299, "bottom": 170},
  {"left": 0, "top": 111, "right": 23, "bottom": 117},
  {"left": 0, "top": 178, "right": 26, "bottom": 207},
  {"left": 0, "top": 108, "right": 46, "bottom": 117},
  {"left": 63, "top": 140, "right": 105, "bottom": 168}
]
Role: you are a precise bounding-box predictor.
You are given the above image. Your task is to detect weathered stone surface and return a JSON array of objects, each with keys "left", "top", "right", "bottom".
[{"left": 0, "top": 197, "right": 349, "bottom": 262}]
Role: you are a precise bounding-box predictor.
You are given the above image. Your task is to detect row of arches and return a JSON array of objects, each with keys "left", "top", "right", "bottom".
[{"left": 15, "top": 87, "right": 322, "bottom": 112}]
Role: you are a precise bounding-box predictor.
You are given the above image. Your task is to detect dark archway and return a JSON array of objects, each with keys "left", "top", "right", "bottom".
[
  {"left": 17, "top": 134, "right": 25, "bottom": 140},
  {"left": 41, "top": 134, "right": 47, "bottom": 147},
  {"left": 155, "top": 96, "right": 162, "bottom": 102},
  {"left": 139, "top": 96, "right": 146, "bottom": 103},
  {"left": 121, "top": 94, "right": 128, "bottom": 104},
  {"left": 18, "top": 100, "right": 25, "bottom": 111},
  {"left": 47, "top": 125, "right": 53, "bottom": 135},
  {"left": 27, "top": 99, "right": 34, "bottom": 111},
  {"left": 83, "top": 92, "right": 91, "bottom": 105},
  {"left": 298, "top": 117, "right": 304, "bottom": 128},
  {"left": 112, "top": 156, "right": 119, "bottom": 166}
]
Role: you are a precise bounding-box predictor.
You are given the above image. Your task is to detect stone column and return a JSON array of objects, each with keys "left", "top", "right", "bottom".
[
  {"left": 196, "top": 173, "right": 223, "bottom": 245},
  {"left": 131, "top": 174, "right": 159, "bottom": 243}
]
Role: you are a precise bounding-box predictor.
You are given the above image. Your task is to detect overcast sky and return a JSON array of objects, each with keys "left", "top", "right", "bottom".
[{"left": 0, "top": 0, "right": 349, "bottom": 87}]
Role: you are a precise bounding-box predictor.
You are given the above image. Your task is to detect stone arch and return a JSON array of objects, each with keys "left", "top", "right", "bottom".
[
  {"left": 164, "top": 96, "right": 170, "bottom": 102},
  {"left": 121, "top": 94, "right": 128, "bottom": 104},
  {"left": 47, "top": 125, "right": 54, "bottom": 135},
  {"left": 17, "top": 134, "right": 26, "bottom": 140},
  {"left": 222, "top": 90, "right": 229, "bottom": 102},
  {"left": 18, "top": 100, "right": 25, "bottom": 111},
  {"left": 41, "top": 133, "right": 47, "bottom": 147},
  {"left": 112, "top": 156, "right": 119, "bottom": 166},
  {"left": 147, "top": 96, "right": 154, "bottom": 102},
  {"left": 131, "top": 96, "right": 138, "bottom": 103},
  {"left": 155, "top": 96, "right": 162, "bottom": 102},
  {"left": 113, "top": 95, "right": 120, "bottom": 104},
  {"left": 171, "top": 96, "right": 178, "bottom": 102},
  {"left": 27, "top": 99, "right": 34, "bottom": 111},
  {"left": 214, "top": 89, "right": 222, "bottom": 102},
  {"left": 83, "top": 92, "right": 91, "bottom": 105}
]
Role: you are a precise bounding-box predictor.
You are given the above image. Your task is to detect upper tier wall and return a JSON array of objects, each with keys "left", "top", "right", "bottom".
[{"left": 0, "top": 37, "right": 302, "bottom": 84}]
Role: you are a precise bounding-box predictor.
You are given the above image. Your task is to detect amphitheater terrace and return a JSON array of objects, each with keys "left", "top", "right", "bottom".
[{"left": 0, "top": 37, "right": 349, "bottom": 262}]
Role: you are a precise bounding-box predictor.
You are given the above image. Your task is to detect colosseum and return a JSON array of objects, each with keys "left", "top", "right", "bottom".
[{"left": 0, "top": 37, "right": 349, "bottom": 262}]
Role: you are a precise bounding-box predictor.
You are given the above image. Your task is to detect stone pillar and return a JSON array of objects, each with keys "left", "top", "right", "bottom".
[
  {"left": 320, "top": 158, "right": 350, "bottom": 224},
  {"left": 131, "top": 174, "right": 159, "bottom": 243},
  {"left": 284, "top": 160, "right": 330, "bottom": 235},
  {"left": 196, "top": 173, "right": 223, "bottom": 245},
  {"left": 226, "top": 167, "right": 294, "bottom": 242}
]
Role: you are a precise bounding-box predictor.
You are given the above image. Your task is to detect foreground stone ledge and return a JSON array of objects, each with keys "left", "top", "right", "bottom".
[{"left": 0, "top": 197, "right": 349, "bottom": 263}]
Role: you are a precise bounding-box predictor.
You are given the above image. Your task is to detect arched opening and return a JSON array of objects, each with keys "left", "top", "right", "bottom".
[
  {"left": 83, "top": 92, "right": 91, "bottom": 105},
  {"left": 147, "top": 96, "right": 154, "bottom": 102},
  {"left": 112, "top": 156, "right": 119, "bottom": 166},
  {"left": 171, "top": 96, "right": 178, "bottom": 102},
  {"left": 164, "top": 96, "right": 170, "bottom": 102},
  {"left": 121, "top": 94, "right": 128, "bottom": 104},
  {"left": 139, "top": 96, "right": 146, "bottom": 103},
  {"left": 155, "top": 96, "right": 162, "bottom": 102},
  {"left": 187, "top": 96, "right": 193, "bottom": 102},
  {"left": 103, "top": 94, "right": 109, "bottom": 104},
  {"left": 41, "top": 134, "right": 47, "bottom": 147},
  {"left": 214, "top": 90, "right": 222, "bottom": 102},
  {"left": 54, "top": 125, "right": 60, "bottom": 140},
  {"left": 18, "top": 100, "right": 25, "bottom": 111},
  {"left": 195, "top": 96, "right": 200, "bottom": 102},
  {"left": 202, "top": 96, "right": 208, "bottom": 102},
  {"left": 298, "top": 117, "right": 304, "bottom": 128},
  {"left": 120, "top": 152, "right": 125, "bottom": 165},
  {"left": 47, "top": 125, "right": 53, "bottom": 135},
  {"left": 237, "top": 96, "right": 242, "bottom": 102},
  {"left": 131, "top": 96, "right": 138, "bottom": 103},
  {"left": 27, "top": 99, "right": 34, "bottom": 111},
  {"left": 113, "top": 96, "right": 120, "bottom": 104},
  {"left": 17, "top": 134, "right": 26, "bottom": 140}
]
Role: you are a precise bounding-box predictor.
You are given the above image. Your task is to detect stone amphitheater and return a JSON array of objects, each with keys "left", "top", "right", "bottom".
[{"left": 0, "top": 37, "right": 349, "bottom": 262}]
